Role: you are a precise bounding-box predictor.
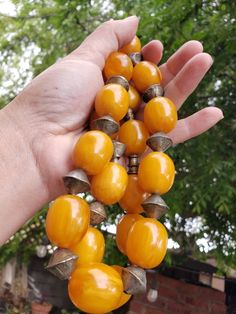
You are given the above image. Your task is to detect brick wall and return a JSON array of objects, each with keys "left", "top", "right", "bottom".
[{"left": 128, "top": 273, "right": 227, "bottom": 314}]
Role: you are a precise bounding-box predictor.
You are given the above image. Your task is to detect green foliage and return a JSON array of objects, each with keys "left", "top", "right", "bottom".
[{"left": 0, "top": 0, "right": 235, "bottom": 270}]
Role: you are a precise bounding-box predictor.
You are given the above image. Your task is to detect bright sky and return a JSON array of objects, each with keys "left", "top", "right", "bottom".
[{"left": 0, "top": 0, "right": 15, "bottom": 14}]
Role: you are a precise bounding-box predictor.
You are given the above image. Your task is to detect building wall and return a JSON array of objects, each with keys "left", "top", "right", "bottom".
[{"left": 129, "top": 273, "right": 227, "bottom": 314}]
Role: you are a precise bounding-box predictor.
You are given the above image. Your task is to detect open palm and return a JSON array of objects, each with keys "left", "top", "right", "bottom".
[{"left": 9, "top": 16, "right": 223, "bottom": 200}]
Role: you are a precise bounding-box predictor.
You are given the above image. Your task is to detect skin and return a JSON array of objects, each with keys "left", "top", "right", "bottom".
[{"left": 0, "top": 16, "right": 223, "bottom": 245}]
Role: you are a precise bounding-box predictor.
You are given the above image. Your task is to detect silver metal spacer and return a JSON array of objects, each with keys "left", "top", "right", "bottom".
[
  {"left": 146, "top": 132, "right": 173, "bottom": 152},
  {"left": 90, "top": 115, "right": 119, "bottom": 135},
  {"left": 129, "top": 52, "right": 143, "bottom": 66},
  {"left": 89, "top": 201, "right": 107, "bottom": 225},
  {"left": 143, "top": 84, "right": 164, "bottom": 103},
  {"left": 122, "top": 266, "right": 147, "bottom": 295},
  {"left": 142, "top": 193, "right": 169, "bottom": 219},
  {"left": 112, "top": 140, "right": 126, "bottom": 160},
  {"left": 127, "top": 154, "right": 139, "bottom": 174},
  {"left": 63, "top": 169, "right": 90, "bottom": 194},
  {"left": 106, "top": 75, "right": 129, "bottom": 91}
]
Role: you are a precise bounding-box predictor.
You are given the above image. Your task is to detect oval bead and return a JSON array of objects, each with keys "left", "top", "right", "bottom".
[
  {"left": 118, "top": 119, "right": 149, "bottom": 156},
  {"left": 128, "top": 85, "right": 141, "bottom": 111},
  {"left": 68, "top": 263, "right": 123, "bottom": 314},
  {"left": 119, "top": 174, "right": 149, "bottom": 214},
  {"left": 73, "top": 130, "right": 113, "bottom": 175},
  {"left": 91, "top": 162, "right": 128, "bottom": 205},
  {"left": 95, "top": 84, "right": 129, "bottom": 122},
  {"left": 138, "top": 152, "right": 175, "bottom": 195},
  {"left": 132, "top": 61, "right": 162, "bottom": 92},
  {"left": 144, "top": 97, "right": 178, "bottom": 133},
  {"left": 116, "top": 214, "right": 143, "bottom": 254},
  {"left": 45, "top": 195, "right": 90, "bottom": 248},
  {"left": 70, "top": 227, "right": 105, "bottom": 266},
  {"left": 104, "top": 52, "right": 133, "bottom": 81},
  {"left": 126, "top": 218, "right": 168, "bottom": 269},
  {"left": 119, "top": 36, "right": 141, "bottom": 54}
]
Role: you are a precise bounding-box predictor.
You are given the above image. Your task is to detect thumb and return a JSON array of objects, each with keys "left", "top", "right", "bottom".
[{"left": 70, "top": 16, "right": 139, "bottom": 69}]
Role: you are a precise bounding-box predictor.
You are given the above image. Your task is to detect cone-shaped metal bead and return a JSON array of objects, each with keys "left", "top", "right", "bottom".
[
  {"left": 142, "top": 194, "right": 169, "bottom": 219},
  {"left": 124, "top": 108, "right": 134, "bottom": 121},
  {"left": 45, "top": 248, "right": 78, "bottom": 280},
  {"left": 143, "top": 84, "right": 164, "bottom": 103},
  {"left": 106, "top": 75, "right": 129, "bottom": 91},
  {"left": 122, "top": 266, "right": 147, "bottom": 295},
  {"left": 89, "top": 201, "right": 107, "bottom": 225},
  {"left": 112, "top": 140, "right": 126, "bottom": 159},
  {"left": 146, "top": 132, "right": 173, "bottom": 152},
  {"left": 91, "top": 115, "right": 119, "bottom": 135},
  {"left": 63, "top": 169, "right": 90, "bottom": 194},
  {"left": 129, "top": 52, "right": 142, "bottom": 66}
]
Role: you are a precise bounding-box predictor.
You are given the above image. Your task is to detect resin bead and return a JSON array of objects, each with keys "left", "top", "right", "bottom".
[
  {"left": 132, "top": 61, "right": 162, "bottom": 92},
  {"left": 95, "top": 83, "right": 129, "bottom": 122},
  {"left": 73, "top": 130, "right": 113, "bottom": 175},
  {"left": 119, "top": 36, "right": 141, "bottom": 54},
  {"left": 144, "top": 97, "right": 178, "bottom": 134},
  {"left": 126, "top": 218, "right": 168, "bottom": 269},
  {"left": 46, "top": 195, "right": 90, "bottom": 248},
  {"left": 91, "top": 162, "right": 128, "bottom": 205},
  {"left": 138, "top": 152, "right": 175, "bottom": 195},
  {"left": 104, "top": 52, "right": 133, "bottom": 81},
  {"left": 116, "top": 214, "right": 143, "bottom": 254},
  {"left": 118, "top": 120, "right": 149, "bottom": 156},
  {"left": 68, "top": 263, "right": 123, "bottom": 314},
  {"left": 119, "top": 174, "right": 149, "bottom": 214},
  {"left": 112, "top": 265, "right": 132, "bottom": 309},
  {"left": 70, "top": 227, "right": 105, "bottom": 266},
  {"left": 128, "top": 85, "right": 141, "bottom": 112}
]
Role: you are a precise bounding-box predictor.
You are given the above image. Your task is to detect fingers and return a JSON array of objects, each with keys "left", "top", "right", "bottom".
[
  {"left": 168, "top": 107, "right": 223, "bottom": 145},
  {"left": 160, "top": 40, "right": 203, "bottom": 86},
  {"left": 70, "top": 16, "right": 139, "bottom": 69},
  {"left": 164, "top": 53, "right": 213, "bottom": 110},
  {"left": 142, "top": 40, "right": 163, "bottom": 64}
]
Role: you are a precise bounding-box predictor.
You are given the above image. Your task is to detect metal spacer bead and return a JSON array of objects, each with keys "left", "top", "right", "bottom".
[
  {"left": 90, "top": 115, "right": 119, "bottom": 135},
  {"left": 89, "top": 201, "right": 107, "bottom": 225},
  {"left": 146, "top": 132, "right": 173, "bottom": 152},
  {"left": 124, "top": 108, "right": 134, "bottom": 121},
  {"left": 45, "top": 248, "right": 78, "bottom": 280},
  {"left": 129, "top": 52, "right": 143, "bottom": 66},
  {"left": 128, "top": 154, "right": 139, "bottom": 174},
  {"left": 112, "top": 140, "right": 126, "bottom": 160},
  {"left": 106, "top": 75, "right": 129, "bottom": 91},
  {"left": 63, "top": 169, "right": 90, "bottom": 194},
  {"left": 142, "top": 193, "right": 169, "bottom": 219},
  {"left": 122, "top": 266, "right": 147, "bottom": 295},
  {"left": 143, "top": 84, "right": 164, "bottom": 103}
]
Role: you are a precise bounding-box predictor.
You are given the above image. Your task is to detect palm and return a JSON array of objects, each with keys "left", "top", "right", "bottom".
[{"left": 15, "top": 17, "right": 223, "bottom": 199}]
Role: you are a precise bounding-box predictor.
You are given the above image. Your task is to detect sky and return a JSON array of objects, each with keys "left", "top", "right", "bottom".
[{"left": 0, "top": 0, "right": 15, "bottom": 15}]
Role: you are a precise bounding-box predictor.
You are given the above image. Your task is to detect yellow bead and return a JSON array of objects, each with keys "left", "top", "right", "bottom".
[
  {"left": 138, "top": 152, "right": 175, "bottom": 195},
  {"left": 45, "top": 195, "right": 90, "bottom": 248},
  {"left": 68, "top": 263, "right": 123, "bottom": 314},
  {"left": 118, "top": 119, "right": 149, "bottom": 156},
  {"left": 70, "top": 227, "right": 105, "bottom": 266},
  {"left": 73, "top": 130, "right": 113, "bottom": 175},
  {"left": 144, "top": 97, "right": 178, "bottom": 133},
  {"left": 128, "top": 85, "right": 141, "bottom": 112},
  {"left": 126, "top": 218, "right": 168, "bottom": 269},
  {"left": 91, "top": 162, "right": 128, "bottom": 205},
  {"left": 119, "top": 174, "right": 149, "bottom": 214},
  {"left": 119, "top": 36, "right": 142, "bottom": 54},
  {"left": 95, "top": 83, "right": 129, "bottom": 122},
  {"left": 104, "top": 52, "right": 133, "bottom": 81},
  {"left": 116, "top": 214, "right": 143, "bottom": 254},
  {"left": 132, "top": 61, "right": 162, "bottom": 92}
]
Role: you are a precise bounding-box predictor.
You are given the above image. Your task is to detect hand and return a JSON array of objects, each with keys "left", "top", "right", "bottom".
[{"left": 4, "top": 16, "right": 223, "bottom": 202}]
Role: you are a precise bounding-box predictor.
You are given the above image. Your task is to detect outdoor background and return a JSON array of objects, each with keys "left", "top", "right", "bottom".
[{"left": 0, "top": 0, "right": 235, "bottom": 313}]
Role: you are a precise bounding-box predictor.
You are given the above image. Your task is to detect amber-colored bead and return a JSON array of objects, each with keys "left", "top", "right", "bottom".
[
  {"left": 119, "top": 174, "right": 149, "bottom": 214},
  {"left": 68, "top": 263, "right": 123, "bottom": 314},
  {"left": 104, "top": 52, "right": 133, "bottom": 81},
  {"left": 128, "top": 85, "right": 141, "bottom": 112},
  {"left": 73, "top": 130, "right": 113, "bottom": 175},
  {"left": 70, "top": 227, "right": 105, "bottom": 266},
  {"left": 46, "top": 195, "right": 90, "bottom": 248},
  {"left": 138, "top": 152, "right": 175, "bottom": 195},
  {"left": 118, "top": 119, "right": 149, "bottom": 156},
  {"left": 119, "top": 36, "right": 141, "bottom": 54},
  {"left": 132, "top": 61, "right": 162, "bottom": 92},
  {"left": 95, "top": 84, "right": 129, "bottom": 122},
  {"left": 116, "top": 214, "right": 143, "bottom": 254},
  {"left": 126, "top": 218, "right": 168, "bottom": 269},
  {"left": 111, "top": 265, "right": 132, "bottom": 309},
  {"left": 144, "top": 97, "right": 177, "bottom": 134},
  {"left": 91, "top": 162, "right": 128, "bottom": 205}
]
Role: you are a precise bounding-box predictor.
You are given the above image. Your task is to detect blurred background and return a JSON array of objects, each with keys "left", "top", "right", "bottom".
[{"left": 0, "top": 0, "right": 235, "bottom": 313}]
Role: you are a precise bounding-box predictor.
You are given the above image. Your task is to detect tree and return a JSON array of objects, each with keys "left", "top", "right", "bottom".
[{"left": 0, "top": 0, "right": 235, "bottom": 270}]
